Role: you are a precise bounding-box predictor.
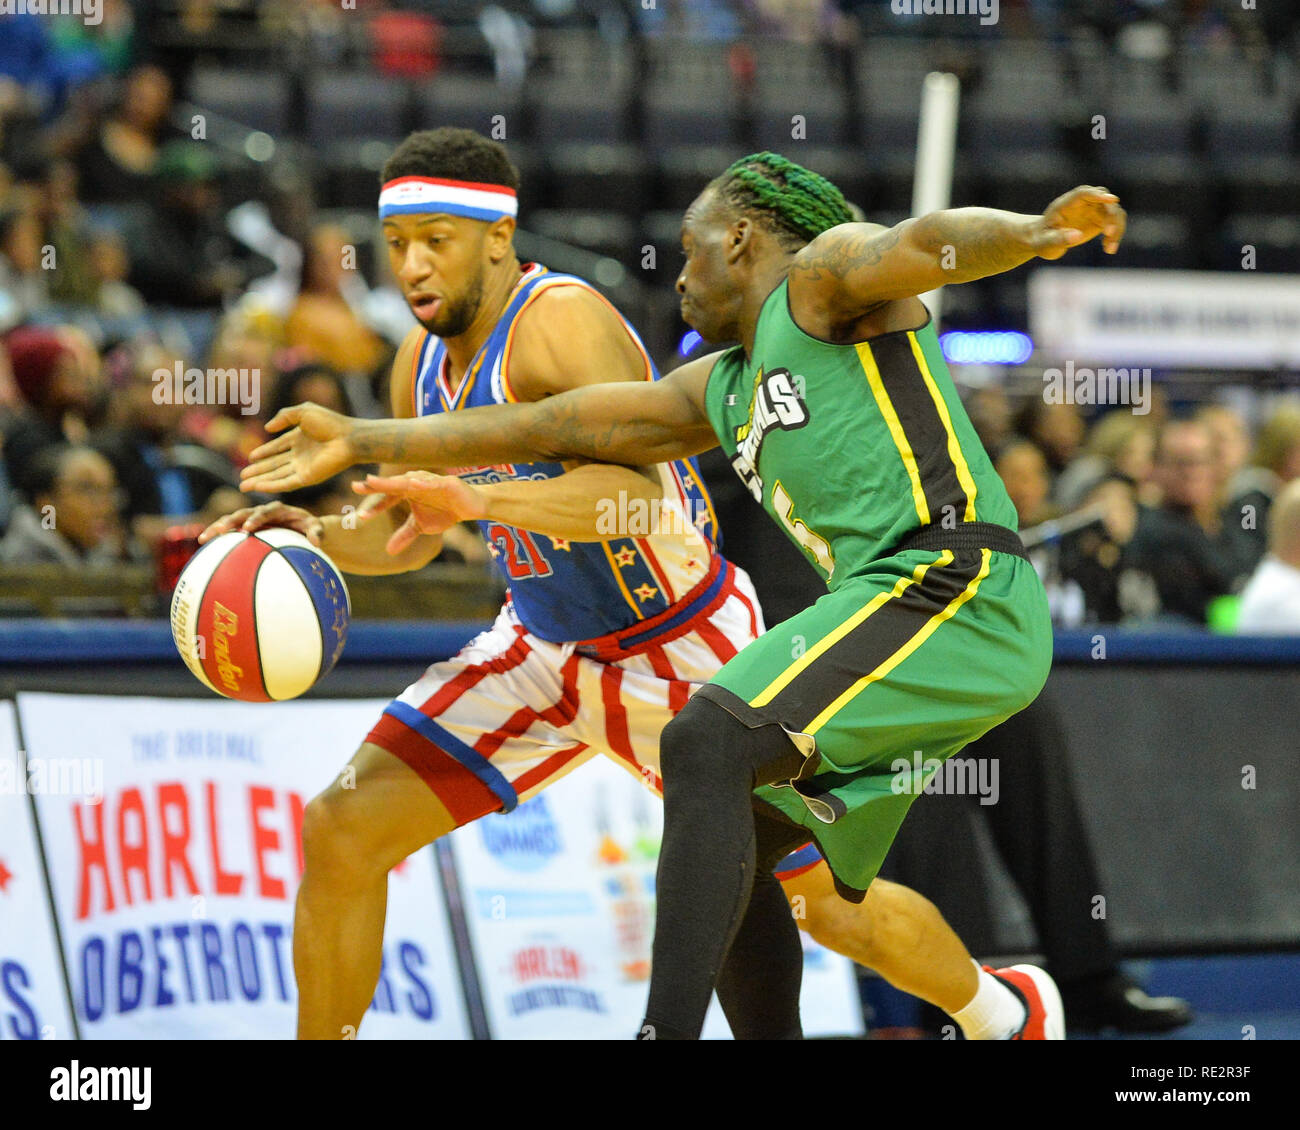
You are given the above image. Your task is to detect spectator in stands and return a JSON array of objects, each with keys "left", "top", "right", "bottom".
[
  {"left": 996, "top": 438, "right": 1092, "bottom": 625},
  {"left": 74, "top": 63, "right": 175, "bottom": 205},
  {"left": 0, "top": 186, "right": 51, "bottom": 326},
  {"left": 964, "top": 383, "right": 1013, "bottom": 456},
  {"left": 1055, "top": 409, "right": 1156, "bottom": 511},
  {"left": 0, "top": 12, "right": 104, "bottom": 130},
  {"left": 0, "top": 442, "right": 137, "bottom": 565},
  {"left": 1236, "top": 480, "right": 1300, "bottom": 634},
  {"left": 91, "top": 341, "right": 242, "bottom": 549},
  {"left": 0, "top": 324, "right": 104, "bottom": 484},
  {"left": 1015, "top": 397, "right": 1086, "bottom": 494},
  {"left": 191, "top": 308, "right": 287, "bottom": 467},
  {"left": 995, "top": 438, "right": 1056, "bottom": 528},
  {"left": 997, "top": 429, "right": 1152, "bottom": 624},
  {"left": 1056, "top": 474, "right": 1160, "bottom": 624},
  {"left": 47, "top": 0, "right": 139, "bottom": 79},
  {"left": 1126, "top": 418, "right": 1256, "bottom": 624},
  {"left": 86, "top": 226, "right": 147, "bottom": 320},
  {"left": 40, "top": 158, "right": 99, "bottom": 307},
  {"left": 267, "top": 361, "right": 352, "bottom": 421},
  {"left": 1198, "top": 402, "right": 1263, "bottom": 572},
  {"left": 285, "top": 223, "right": 389, "bottom": 380},
  {"left": 118, "top": 140, "right": 270, "bottom": 308},
  {"left": 1229, "top": 402, "right": 1300, "bottom": 552}
]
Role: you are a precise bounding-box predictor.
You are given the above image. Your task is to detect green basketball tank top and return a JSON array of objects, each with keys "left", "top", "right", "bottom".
[{"left": 703, "top": 280, "right": 1018, "bottom": 588}]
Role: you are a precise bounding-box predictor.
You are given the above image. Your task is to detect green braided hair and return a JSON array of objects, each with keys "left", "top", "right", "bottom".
[{"left": 708, "top": 152, "right": 854, "bottom": 248}]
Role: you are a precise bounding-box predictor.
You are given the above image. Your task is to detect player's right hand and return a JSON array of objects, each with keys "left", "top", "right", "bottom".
[
  {"left": 1031, "top": 185, "right": 1126, "bottom": 259},
  {"left": 240, "top": 403, "right": 357, "bottom": 494},
  {"left": 198, "top": 502, "right": 325, "bottom": 547}
]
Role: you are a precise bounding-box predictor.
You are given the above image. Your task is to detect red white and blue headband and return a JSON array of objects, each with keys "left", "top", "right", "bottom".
[{"left": 378, "top": 176, "right": 517, "bottom": 222}]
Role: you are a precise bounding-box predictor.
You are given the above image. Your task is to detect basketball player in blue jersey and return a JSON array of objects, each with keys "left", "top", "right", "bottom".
[{"left": 208, "top": 130, "right": 1061, "bottom": 1041}]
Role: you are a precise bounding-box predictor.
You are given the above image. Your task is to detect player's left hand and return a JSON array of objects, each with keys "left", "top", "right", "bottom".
[
  {"left": 353, "top": 471, "right": 488, "bottom": 555},
  {"left": 1031, "top": 186, "right": 1127, "bottom": 259}
]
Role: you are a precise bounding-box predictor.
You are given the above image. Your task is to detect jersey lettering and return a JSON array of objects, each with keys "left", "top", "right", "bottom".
[{"left": 732, "top": 367, "right": 810, "bottom": 501}]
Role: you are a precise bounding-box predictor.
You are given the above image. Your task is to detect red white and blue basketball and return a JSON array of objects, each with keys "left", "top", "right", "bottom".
[{"left": 170, "top": 529, "right": 350, "bottom": 702}]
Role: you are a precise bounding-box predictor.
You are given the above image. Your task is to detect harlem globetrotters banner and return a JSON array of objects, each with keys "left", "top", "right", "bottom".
[
  {"left": 0, "top": 701, "right": 78, "bottom": 1041},
  {"left": 16, "top": 694, "right": 470, "bottom": 1040},
  {"left": 448, "top": 756, "right": 864, "bottom": 1039}
]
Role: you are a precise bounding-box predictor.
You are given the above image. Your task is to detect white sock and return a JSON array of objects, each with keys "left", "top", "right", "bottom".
[{"left": 950, "top": 961, "right": 1027, "bottom": 1041}]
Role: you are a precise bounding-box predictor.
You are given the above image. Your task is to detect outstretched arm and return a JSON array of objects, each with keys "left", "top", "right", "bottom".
[
  {"left": 790, "top": 185, "right": 1126, "bottom": 324},
  {"left": 351, "top": 463, "right": 670, "bottom": 554},
  {"left": 240, "top": 353, "right": 724, "bottom": 494}
]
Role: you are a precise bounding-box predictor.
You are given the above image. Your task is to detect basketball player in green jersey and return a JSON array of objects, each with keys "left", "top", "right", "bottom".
[{"left": 242, "top": 154, "right": 1125, "bottom": 1040}]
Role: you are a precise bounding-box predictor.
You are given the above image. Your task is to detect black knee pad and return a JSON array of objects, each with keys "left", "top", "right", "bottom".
[{"left": 659, "top": 693, "right": 810, "bottom": 790}]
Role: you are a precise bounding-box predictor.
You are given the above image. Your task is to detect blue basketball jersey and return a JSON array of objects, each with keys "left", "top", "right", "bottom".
[{"left": 412, "top": 262, "right": 724, "bottom": 646}]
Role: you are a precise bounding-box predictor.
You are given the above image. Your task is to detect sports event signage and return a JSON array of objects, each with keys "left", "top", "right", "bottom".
[
  {"left": 16, "top": 695, "right": 469, "bottom": 1040},
  {"left": 450, "top": 756, "right": 864, "bottom": 1039},
  {"left": 8, "top": 695, "right": 863, "bottom": 1039},
  {"left": 1029, "top": 268, "right": 1300, "bottom": 368},
  {"left": 0, "top": 702, "right": 78, "bottom": 1041}
]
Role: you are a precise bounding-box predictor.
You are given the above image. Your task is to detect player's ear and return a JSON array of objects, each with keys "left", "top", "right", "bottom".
[
  {"left": 486, "top": 215, "right": 515, "bottom": 262},
  {"left": 725, "top": 217, "right": 752, "bottom": 264}
]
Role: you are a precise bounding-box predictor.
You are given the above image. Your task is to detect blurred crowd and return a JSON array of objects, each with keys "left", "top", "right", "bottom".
[
  {"left": 0, "top": 6, "right": 418, "bottom": 577},
  {"left": 2, "top": 4, "right": 1299, "bottom": 634},
  {"left": 968, "top": 391, "right": 1300, "bottom": 632}
]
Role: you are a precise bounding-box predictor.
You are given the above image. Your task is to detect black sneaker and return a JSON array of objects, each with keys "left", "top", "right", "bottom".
[{"left": 1060, "top": 972, "right": 1194, "bottom": 1034}]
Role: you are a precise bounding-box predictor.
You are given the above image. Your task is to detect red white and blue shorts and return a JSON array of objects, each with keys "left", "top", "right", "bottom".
[{"left": 365, "top": 559, "right": 821, "bottom": 879}]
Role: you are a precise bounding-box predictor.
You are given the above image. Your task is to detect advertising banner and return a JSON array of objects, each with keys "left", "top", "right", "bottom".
[
  {"left": 1028, "top": 268, "right": 1300, "bottom": 368},
  {"left": 0, "top": 701, "right": 78, "bottom": 1040},
  {"left": 448, "top": 756, "right": 865, "bottom": 1039},
  {"left": 16, "top": 694, "right": 470, "bottom": 1040}
]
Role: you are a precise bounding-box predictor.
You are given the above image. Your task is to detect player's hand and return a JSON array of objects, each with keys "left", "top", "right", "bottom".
[
  {"left": 1029, "top": 186, "right": 1126, "bottom": 260},
  {"left": 240, "top": 403, "right": 358, "bottom": 494},
  {"left": 353, "top": 471, "right": 488, "bottom": 555},
  {"left": 197, "top": 501, "right": 325, "bottom": 546}
]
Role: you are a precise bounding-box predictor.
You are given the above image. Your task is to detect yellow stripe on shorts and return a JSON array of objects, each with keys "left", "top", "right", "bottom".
[
  {"left": 748, "top": 551, "right": 954, "bottom": 709},
  {"left": 804, "top": 547, "right": 992, "bottom": 735}
]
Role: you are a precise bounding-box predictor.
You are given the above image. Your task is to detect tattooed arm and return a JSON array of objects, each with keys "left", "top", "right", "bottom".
[
  {"left": 239, "top": 354, "right": 724, "bottom": 494},
  {"left": 789, "top": 185, "right": 1126, "bottom": 328}
]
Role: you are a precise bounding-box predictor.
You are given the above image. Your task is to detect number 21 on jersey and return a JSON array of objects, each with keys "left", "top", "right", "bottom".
[{"left": 488, "top": 523, "right": 554, "bottom": 579}]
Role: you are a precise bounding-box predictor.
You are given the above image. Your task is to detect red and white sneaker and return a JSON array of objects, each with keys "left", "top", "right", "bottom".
[{"left": 983, "top": 964, "right": 1066, "bottom": 1040}]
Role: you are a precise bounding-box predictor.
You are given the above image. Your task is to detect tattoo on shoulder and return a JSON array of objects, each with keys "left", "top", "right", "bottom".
[{"left": 795, "top": 227, "right": 903, "bottom": 282}]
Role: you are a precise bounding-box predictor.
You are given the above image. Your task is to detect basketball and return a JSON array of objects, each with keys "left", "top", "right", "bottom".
[{"left": 170, "top": 529, "right": 350, "bottom": 702}]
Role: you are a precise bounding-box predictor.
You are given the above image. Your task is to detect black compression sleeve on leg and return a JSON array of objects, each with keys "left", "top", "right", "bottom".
[
  {"left": 713, "top": 805, "right": 811, "bottom": 1039},
  {"left": 639, "top": 696, "right": 808, "bottom": 1041}
]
